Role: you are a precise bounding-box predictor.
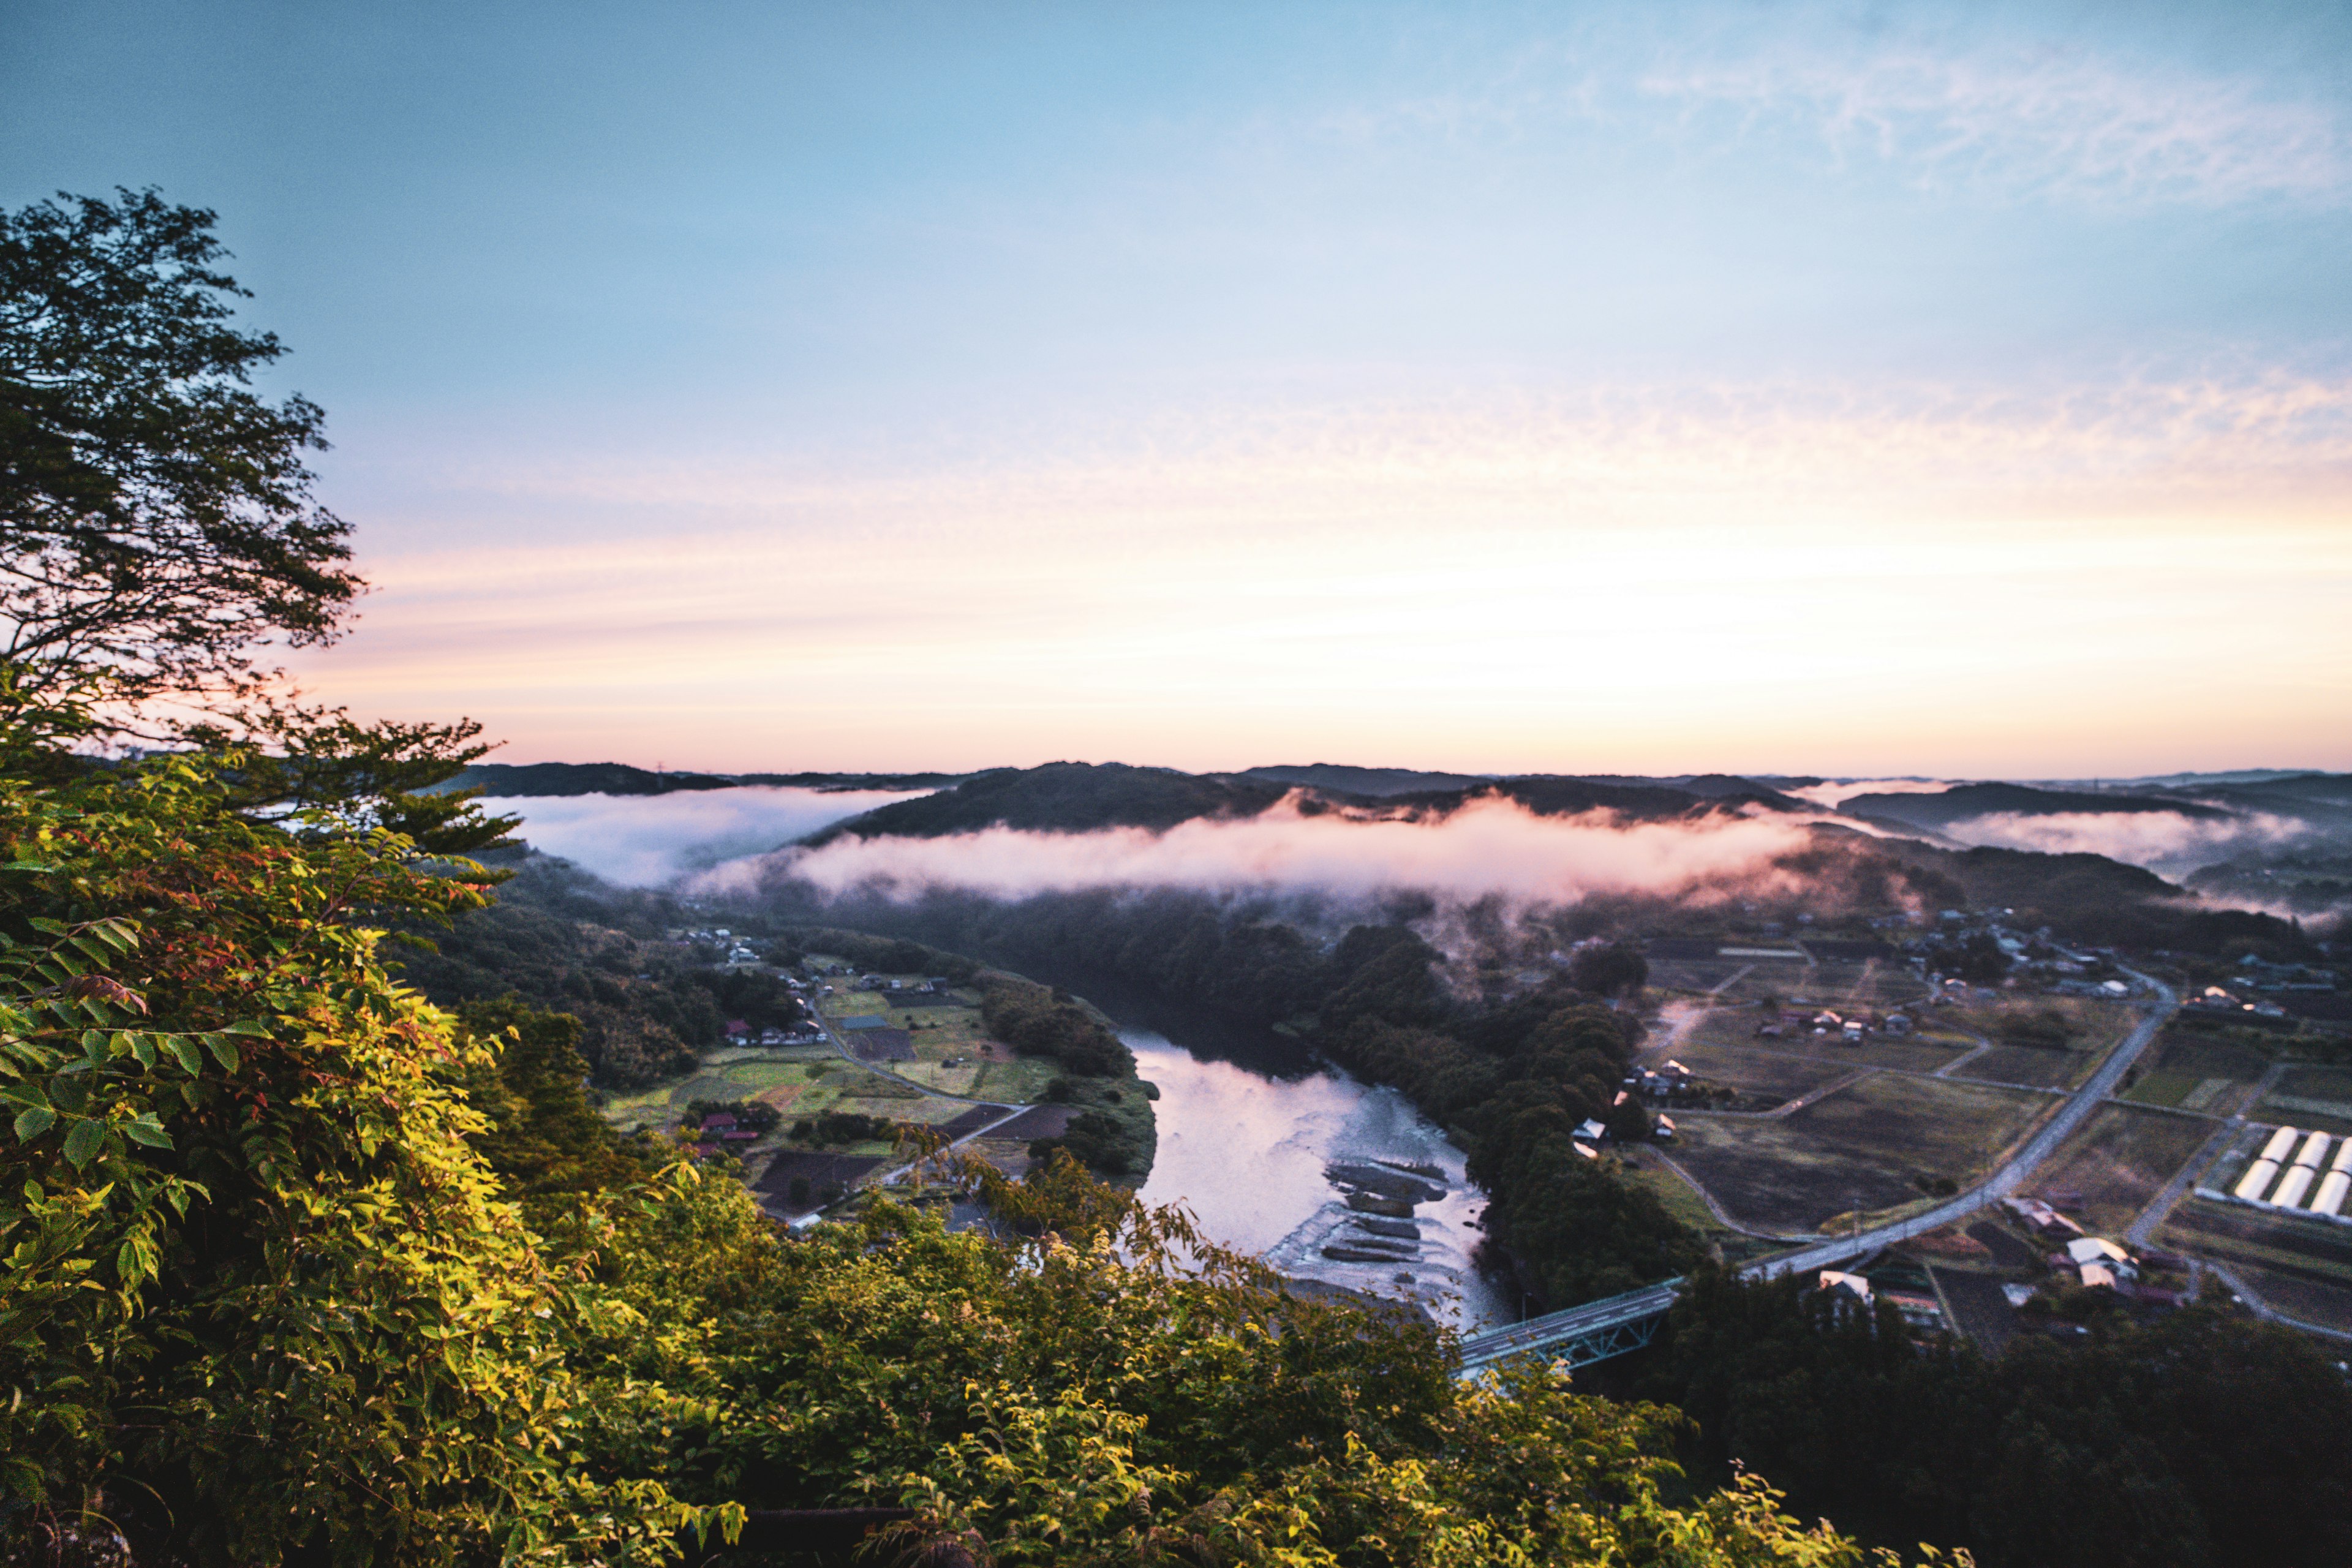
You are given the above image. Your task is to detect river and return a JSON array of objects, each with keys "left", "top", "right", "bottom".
[{"left": 1060, "top": 978, "right": 1510, "bottom": 1333}]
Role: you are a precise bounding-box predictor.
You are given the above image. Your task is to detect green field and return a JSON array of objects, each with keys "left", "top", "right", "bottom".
[
  {"left": 1670, "top": 1073, "right": 2056, "bottom": 1234},
  {"left": 2119, "top": 1026, "right": 2271, "bottom": 1115}
]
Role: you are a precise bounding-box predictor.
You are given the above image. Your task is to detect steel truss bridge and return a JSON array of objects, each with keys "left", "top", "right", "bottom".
[
  {"left": 1456, "top": 1279, "right": 1684, "bottom": 1376},
  {"left": 1453, "top": 1244, "right": 1875, "bottom": 1378}
]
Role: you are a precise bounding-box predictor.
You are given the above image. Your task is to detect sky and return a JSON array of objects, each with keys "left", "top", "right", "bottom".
[{"left": 6, "top": 1, "right": 2350, "bottom": 777}]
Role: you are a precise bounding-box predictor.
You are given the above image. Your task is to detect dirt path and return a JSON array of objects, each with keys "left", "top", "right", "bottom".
[
  {"left": 2200, "top": 1261, "right": 2352, "bottom": 1344},
  {"left": 1648, "top": 1149, "right": 1812, "bottom": 1240},
  {"left": 1675, "top": 1066, "right": 1877, "bottom": 1121},
  {"left": 811, "top": 992, "right": 1022, "bottom": 1107},
  {"left": 2125, "top": 1121, "right": 2236, "bottom": 1250},
  {"left": 1934, "top": 1038, "right": 1992, "bottom": 1077}
]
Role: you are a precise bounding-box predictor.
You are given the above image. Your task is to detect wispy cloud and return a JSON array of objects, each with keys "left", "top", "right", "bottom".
[{"left": 1647, "top": 46, "right": 2352, "bottom": 208}]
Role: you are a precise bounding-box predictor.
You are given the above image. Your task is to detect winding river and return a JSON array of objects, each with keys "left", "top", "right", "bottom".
[{"left": 1060, "top": 976, "right": 1509, "bottom": 1333}]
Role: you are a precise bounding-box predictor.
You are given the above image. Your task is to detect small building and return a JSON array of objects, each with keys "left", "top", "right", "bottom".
[
  {"left": 701, "top": 1112, "right": 739, "bottom": 1132},
  {"left": 1574, "top": 1118, "right": 1608, "bottom": 1144},
  {"left": 2079, "top": 1263, "right": 2118, "bottom": 1291},
  {"left": 1653, "top": 1115, "right": 1676, "bottom": 1142},
  {"left": 1882, "top": 1013, "right": 1913, "bottom": 1036},
  {"left": 1819, "top": 1270, "right": 1874, "bottom": 1305}
]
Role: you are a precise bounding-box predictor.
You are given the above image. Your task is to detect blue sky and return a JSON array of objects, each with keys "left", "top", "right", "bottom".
[{"left": 6, "top": 1, "right": 2350, "bottom": 774}]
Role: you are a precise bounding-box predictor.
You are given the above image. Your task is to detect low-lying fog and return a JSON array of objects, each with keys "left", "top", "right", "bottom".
[{"left": 483, "top": 786, "right": 929, "bottom": 884}]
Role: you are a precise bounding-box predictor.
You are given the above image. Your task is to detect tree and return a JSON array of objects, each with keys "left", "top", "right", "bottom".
[
  {"left": 1570, "top": 940, "right": 1649, "bottom": 998},
  {"left": 1, "top": 188, "right": 362, "bottom": 727}
]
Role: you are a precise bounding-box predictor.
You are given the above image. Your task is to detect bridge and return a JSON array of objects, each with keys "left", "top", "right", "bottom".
[{"left": 1456, "top": 1278, "right": 1684, "bottom": 1375}]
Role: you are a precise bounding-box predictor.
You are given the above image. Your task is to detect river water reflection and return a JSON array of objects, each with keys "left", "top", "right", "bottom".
[{"left": 1124, "top": 1028, "right": 1511, "bottom": 1334}]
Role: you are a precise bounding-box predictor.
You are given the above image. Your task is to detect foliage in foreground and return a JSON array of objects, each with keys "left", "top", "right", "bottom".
[{"left": 0, "top": 737, "right": 1917, "bottom": 1566}]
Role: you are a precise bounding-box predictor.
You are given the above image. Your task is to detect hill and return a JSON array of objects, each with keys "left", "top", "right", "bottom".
[
  {"left": 1237, "top": 762, "right": 1494, "bottom": 796},
  {"left": 802, "top": 761, "right": 1297, "bottom": 842},
  {"left": 1844, "top": 780, "right": 2232, "bottom": 828},
  {"left": 448, "top": 761, "right": 964, "bottom": 796}
]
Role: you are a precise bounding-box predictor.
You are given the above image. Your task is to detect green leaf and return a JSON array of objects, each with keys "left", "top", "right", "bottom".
[
  {"left": 25, "top": 917, "right": 66, "bottom": 935},
  {"left": 219, "top": 1020, "right": 274, "bottom": 1037},
  {"left": 167, "top": 1037, "right": 202, "bottom": 1075},
  {"left": 13, "top": 1106, "right": 55, "bottom": 1141},
  {"left": 203, "top": 1035, "right": 241, "bottom": 1072},
  {"left": 0, "top": 860, "right": 58, "bottom": 873},
  {"left": 124, "top": 1114, "right": 172, "bottom": 1149},
  {"left": 128, "top": 1034, "right": 156, "bottom": 1069},
  {"left": 0, "top": 1085, "right": 50, "bottom": 1112},
  {"left": 62, "top": 1118, "right": 103, "bottom": 1169}
]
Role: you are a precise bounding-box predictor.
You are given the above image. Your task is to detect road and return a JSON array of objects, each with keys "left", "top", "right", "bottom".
[{"left": 1744, "top": 973, "right": 2179, "bottom": 1278}]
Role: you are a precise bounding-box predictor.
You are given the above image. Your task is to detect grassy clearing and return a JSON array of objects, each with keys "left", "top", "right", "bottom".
[
  {"left": 2027, "top": 1104, "right": 2216, "bottom": 1235},
  {"left": 1619, "top": 1150, "right": 1728, "bottom": 1237},
  {"left": 1670, "top": 1074, "right": 2055, "bottom": 1234}
]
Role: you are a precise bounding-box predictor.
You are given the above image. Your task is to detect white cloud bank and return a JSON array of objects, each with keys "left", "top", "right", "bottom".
[
  {"left": 488, "top": 786, "right": 929, "bottom": 886},
  {"left": 748, "top": 794, "right": 1822, "bottom": 908}
]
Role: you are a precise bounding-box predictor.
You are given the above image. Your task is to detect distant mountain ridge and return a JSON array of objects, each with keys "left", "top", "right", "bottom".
[
  {"left": 447, "top": 761, "right": 968, "bottom": 797},
  {"left": 1841, "top": 780, "right": 2232, "bottom": 829}
]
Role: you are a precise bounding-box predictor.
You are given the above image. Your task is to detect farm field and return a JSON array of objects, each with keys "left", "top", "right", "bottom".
[
  {"left": 2158, "top": 1197, "right": 2352, "bottom": 1332},
  {"left": 602, "top": 1052, "right": 840, "bottom": 1134},
  {"left": 2025, "top": 1103, "right": 2217, "bottom": 1235},
  {"left": 1617, "top": 1148, "right": 1732, "bottom": 1236},
  {"left": 1650, "top": 1042, "right": 1856, "bottom": 1106},
  {"left": 1684, "top": 1011, "right": 1973, "bottom": 1074},
  {"left": 1645, "top": 959, "right": 1787, "bottom": 995},
  {"left": 2256, "top": 1065, "right": 2352, "bottom": 1137},
  {"left": 1962, "top": 1044, "right": 2097, "bottom": 1090},
  {"left": 1945, "top": 995, "right": 2137, "bottom": 1053},
  {"left": 2118, "top": 1025, "right": 2272, "bottom": 1115},
  {"left": 1668, "top": 1073, "right": 2056, "bottom": 1234},
  {"left": 817, "top": 986, "right": 1060, "bottom": 1101}
]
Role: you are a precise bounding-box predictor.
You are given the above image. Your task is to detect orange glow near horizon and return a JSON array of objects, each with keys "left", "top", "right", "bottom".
[{"left": 290, "top": 381, "right": 2352, "bottom": 778}]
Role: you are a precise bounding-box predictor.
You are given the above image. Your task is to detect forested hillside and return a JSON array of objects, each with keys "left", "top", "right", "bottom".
[{"left": 391, "top": 852, "right": 807, "bottom": 1086}]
